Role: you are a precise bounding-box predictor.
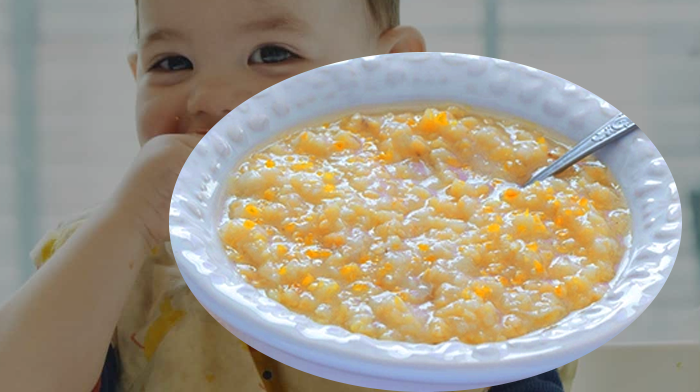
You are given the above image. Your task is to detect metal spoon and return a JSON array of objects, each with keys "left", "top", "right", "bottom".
[{"left": 523, "top": 113, "right": 639, "bottom": 187}]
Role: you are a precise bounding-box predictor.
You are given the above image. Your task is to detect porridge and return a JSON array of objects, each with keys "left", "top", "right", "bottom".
[{"left": 218, "top": 105, "right": 631, "bottom": 345}]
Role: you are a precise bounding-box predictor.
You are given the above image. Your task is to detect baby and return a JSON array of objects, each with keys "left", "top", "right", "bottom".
[{"left": 0, "top": 0, "right": 577, "bottom": 391}]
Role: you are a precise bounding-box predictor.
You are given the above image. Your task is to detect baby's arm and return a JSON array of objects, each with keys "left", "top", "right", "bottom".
[{"left": 0, "top": 133, "right": 203, "bottom": 392}]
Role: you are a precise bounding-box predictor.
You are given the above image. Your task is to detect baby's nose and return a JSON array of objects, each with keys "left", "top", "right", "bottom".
[{"left": 187, "top": 80, "right": 245, "bottom": 120}]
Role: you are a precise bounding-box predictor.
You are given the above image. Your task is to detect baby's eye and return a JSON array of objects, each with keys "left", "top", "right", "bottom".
[
  {"left": 248, "top": 45, "right": 300, "bottom": 65},
  {"left": 149, "top": 55, "right": 193, "bottom": 72}
]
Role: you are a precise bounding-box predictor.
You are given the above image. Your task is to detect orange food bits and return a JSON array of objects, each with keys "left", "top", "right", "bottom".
[
  {"left": 377, "top": 151, "right": 393, "bottom": 161},
  {"left": 263, "top": 189, "right": 275, "bottom": 201},
  {"left": 305, "top": 249, "right": 331, "bottom": 259},
  {"left": 487, "top": 224, "right": 501, "bottom": 233},
  {"left": 276, "top": 244, "right": 288, "bottom": 256},
  {"left": 291, "top": 162, "right": 313, "bottom": 171},
  {"left": 340, "top": 264, "right": 361, "bottom": 281},
  {"left": 243, "top": 220, "right": 256, "bottom": 230},
  {"left": 278, "top": 265, "right": 288, "bottom": 275},
  {"left": 301, "top": 274, "right": 315, "bottom": 286},
  {"left": 245, "top": 204, "right": 260, "bottom": 216},
  {"left": 578, "top": 198, "right": 589, "bottom": 208},
  {"left": 503, "top": 188, "right": 520, "bottom": 200},
  {"left": 526, "top": 242, "right": 538, "bottom": 252},
  {"left": 265, "top": 159, "right": 276, "bottom": 168},
  {"left": 512, "top": 271, "right": 526, "bottom": 285},
  {"left": 425, "top": 255, "right": 437, "bottom": 262},
  {"left": 537, "top": 136, "right": 547, "bottom": 144},
  {"left": 461, "top": 288, "right": 471, "bottom": 299},
  {"left": 417, "top": 243, "right": 430, "bottom": 252},
  {"left": 351, "top": 282, "right": 369, "bottom": 293},
  {"left": 334, "top": 141, "right": 346, "bottom": 150},
  {"left": 435, "top": 111, "right": 449, "bottom": 125},
  {"left": 534, "top": 261, "right": 544, "bottom": 274},
  {"left": 323, "top": 184, "right": 335, "bottom": 193},
  {"left": 554, "top": 285, "right": 565, "bottom": 297},
  {"left": 474, "top": 285, "right": 492, "bottom": 298}
]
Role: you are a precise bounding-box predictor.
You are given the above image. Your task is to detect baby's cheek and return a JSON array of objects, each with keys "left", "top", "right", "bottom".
[{"left": 136, "top": 89, "right": 185, "bottom": 145}]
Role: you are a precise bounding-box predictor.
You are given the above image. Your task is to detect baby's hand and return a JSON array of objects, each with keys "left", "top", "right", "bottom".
[{"left": 110, "top": 133, "right": 205, "bottom": 251}]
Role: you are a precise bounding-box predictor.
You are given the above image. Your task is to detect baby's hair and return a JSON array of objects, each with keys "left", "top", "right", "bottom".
[
  {"left": 134, "top": 0, "right": 400, "bottom": 37},
  {"left": 367, "top": 0, "right": 401, "bottom": 31}
]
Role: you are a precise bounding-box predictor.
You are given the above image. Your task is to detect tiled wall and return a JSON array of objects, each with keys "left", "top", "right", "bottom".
[{"left": 1, "top": 0, "right": 698, "bottom": 341}]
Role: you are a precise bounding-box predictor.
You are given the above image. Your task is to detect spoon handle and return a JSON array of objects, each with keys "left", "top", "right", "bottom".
[{"left": 523, "top": 113, "right": 639, "bottom": 187}]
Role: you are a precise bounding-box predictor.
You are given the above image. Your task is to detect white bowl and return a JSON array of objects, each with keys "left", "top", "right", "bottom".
[{"left": 169, "top": 53, "right": 681, "bottom": 391}]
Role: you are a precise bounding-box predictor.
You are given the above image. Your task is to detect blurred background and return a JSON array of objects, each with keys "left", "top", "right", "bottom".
[{"left": 0, "top": 0, "right": 698, "bottom": 364}]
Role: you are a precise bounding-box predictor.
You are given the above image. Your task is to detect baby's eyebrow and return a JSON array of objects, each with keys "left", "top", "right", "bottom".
[
  {"left": 238, "top": 14, "right": 311, "bottom": 34},
  {"left": 140, "top": 28, "right": 185, "bottom": 47}
]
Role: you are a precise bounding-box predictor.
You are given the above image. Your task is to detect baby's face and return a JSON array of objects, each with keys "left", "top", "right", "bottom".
[{"left": 130, "top": 0, "right": 405, "bottom": 145}]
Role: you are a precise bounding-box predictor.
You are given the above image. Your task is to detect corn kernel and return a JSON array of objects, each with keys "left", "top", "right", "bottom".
[
  {"left": 279, "top": 265, "right": 288, "bottom": 275},
  {"left": 351, "top": 282, "right": 369, "bottom": 293},
  {"left": 534, "top": 261, "right": 544, "bottom": 274},
  {"left": 340, "top": 264, "right": 361, "bottom": 281},
  {"left": 291, "top": 162, "right": 313, "bottom": 171},
  {"left": 554, "top": 285, "right": 565, "bottom": 297},
  {"left": 526, "top": 242, "right": 538, "bottom": 252},
  {"left": 487, "top": 224, "right": 501, "bottom": 233},
  {"left": 263, "top": 189, "right": 275, "bottom": 201},
  {"left": 243, "top": 220, "right": 256, "bottom": 230},
  {"left": 474, "top": 285, "right": 492, "bottom": 298},
  {"left": 503, "top": 188, "right": 520, "bottom": 200},
  {"left": 417, "top": 243, "right": 429, "bottom": 252},
  {"left": 377, "top": 151, "right": 393, "bottom": 161},
  {"left": 301, "top": 274, "right": 315, "bottom": 286},
  {"left": 265, "top": 159, "right": 275, "bottom": 168},
  {"left": 512, "top": 271, "right": 526, "bottom": 285},
  {"left": 276, "top": 244, "right": 288, "bottom": 256},
  {"left": 245, "top": 204, "right": 260, "bottom": 216},
  {"left": 306, "top": 249, "right": 331, "bottom": 259}
]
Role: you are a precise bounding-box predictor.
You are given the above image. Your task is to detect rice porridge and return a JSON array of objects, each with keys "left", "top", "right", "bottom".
[{"left": 218, "top": 105, "right": 631, "bottom": 345}]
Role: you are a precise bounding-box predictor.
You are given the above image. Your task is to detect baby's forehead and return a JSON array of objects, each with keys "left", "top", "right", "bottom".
[{"left": 137, "top": 0, "right": 372, "bottom": 35}]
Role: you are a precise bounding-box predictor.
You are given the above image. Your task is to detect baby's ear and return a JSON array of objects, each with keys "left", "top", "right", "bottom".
[
  {"left": 127, "top": 52, "right": 138, "bottom": 80},
  {"left": 378, "top": 26, "right": 427, "bottom": 54}
]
